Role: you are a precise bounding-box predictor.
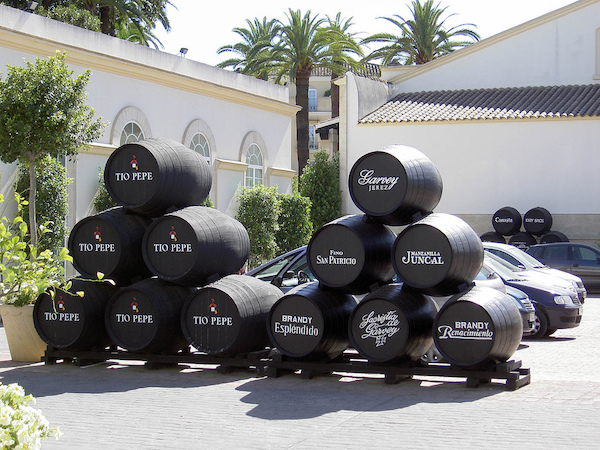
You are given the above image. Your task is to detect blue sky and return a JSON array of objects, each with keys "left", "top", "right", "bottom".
[{"left": 153, "top": 0, "right": 577, "bottom": 66}]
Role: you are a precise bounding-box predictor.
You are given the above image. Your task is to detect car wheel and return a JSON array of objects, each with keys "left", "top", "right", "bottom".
[
  {"left": 545, "top": 328, "right": 558, "bottom": 337},
  {"left": 526, "top": 308, "right": 548, "bottom": 339}
]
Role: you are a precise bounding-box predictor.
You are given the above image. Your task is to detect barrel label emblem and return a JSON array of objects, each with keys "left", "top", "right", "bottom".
[
  {"left": 113, "top": 298, "right": 154, "bottom": 324},
  {"left": 525, "top": 218, "right": 545, "bottom": 224},
  {"left": 151, "top": 226, "right": 193, "bottom": 254},
  {"left": 357, "top": 169, "right": 399, "bottom": 191},
  {"left": 273, "top": 314, "right": 319, "bottom": 337},
  {"left": 42, "top": 295, "right": 80, "bottom": 322},
  {"left": 113, "top": 154, "right": 154, "bottom": 181},
  {"left": 359, "top": 310, "right": 400, "bottom": 347},
  {"left": 314, "top": 249, "right": 357, "bottom": 266},
  {"left": 400, "top": 250, "right": 445, "bottom": 265},
  {"left": 192, "top": 299, "right": 234, "bottom": 326},
  {"left": 437, "top": 321, "right": 493, "bottom": 340}
]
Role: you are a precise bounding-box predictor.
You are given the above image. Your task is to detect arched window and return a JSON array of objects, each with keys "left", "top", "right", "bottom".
[
  {"left": 120, "top": 121, "right": 145, "bottom": 145},
  {"left": 245, "top": 143, "right": 263, "bottom": 188},
  {"left": 189, "top": 132, "right": 211, "bottom": 164},
  {"left": 111, "top": 107, "right": 151, "bottom": 146}
]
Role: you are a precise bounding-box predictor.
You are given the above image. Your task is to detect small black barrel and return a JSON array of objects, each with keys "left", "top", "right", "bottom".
[
  {"left": 34, "top": 279, "right": 118, "bottom": 350},
  {"left": 539, "top": 230, "right": 569, "bottom": 243},
  {"left": 492, "top": 207, "right": 522, "bottom": 236},
  {"left": 433, "top": 286, "right": 523, "bottom": 367},
  {"left": 508, "top": 232, "right": 537, "bottom": 250},
  {"left": 306, "top": 215, "right": 396, "bottom": 294},
  {"left": 181, "top": 275, "right": 283, "bottom": 356},
  {"left": 104, "top": 138, "right": 212, "bottom": 217},
  {"left": 348, "top": 284, "right": 436, "bottom": 363},
  {"left": 142, "top": 206, "right": 250, "bottom": 286},
  {"left": 348, "top": 145, "right": 443, "bottom": 226},
  {"left": 523, "top": 207, "right": 552, "bottom": 236},
  {"left": 392, "top": 213, "right": 483, "bottom": 296},
  {"left": 105, "top": 278, "right": 196, "bottom": 354},
  {"left": 480, "top": 231, "right": 506, "bottom": 244},
  {"left": 68, "top": 207, "right": 152, "bottom": 284},
  {"left": 267, "top": 282, "right": 357, "bottom": 361}
]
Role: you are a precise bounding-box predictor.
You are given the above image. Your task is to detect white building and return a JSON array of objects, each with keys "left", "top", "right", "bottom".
[
  {"left": 336, "top": 0, "right": 600, "bottom": 243},
  {"left": 0, "top": 6, "right": 298, "bottom": 228}
]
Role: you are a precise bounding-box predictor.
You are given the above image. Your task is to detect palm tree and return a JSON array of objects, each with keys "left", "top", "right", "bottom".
[
  {"left": 216, "top": 17, "right": 281, "bottom": 80},
  {"left": 272, "top": 9, "right": 362, "bottom": 176},
  {"left": 325, "top": 13, "right": 363, "bottom": 118},
  {"left": 362, "top": 0, "right": 480, "bottom": 65}
]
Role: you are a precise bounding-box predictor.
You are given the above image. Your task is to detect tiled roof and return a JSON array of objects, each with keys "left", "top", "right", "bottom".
[{"left": 359, "top": 84, "right": 600, "bottom": 123}]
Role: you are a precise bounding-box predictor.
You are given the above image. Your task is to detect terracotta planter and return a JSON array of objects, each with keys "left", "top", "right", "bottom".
[{"left": 0, "top": 304, "right": 47, "bottom": 362}]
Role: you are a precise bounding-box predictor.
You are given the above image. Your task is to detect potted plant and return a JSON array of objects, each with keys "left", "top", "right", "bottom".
[{"left": 0, "top": 192, "right": 71, "bottom": 362}]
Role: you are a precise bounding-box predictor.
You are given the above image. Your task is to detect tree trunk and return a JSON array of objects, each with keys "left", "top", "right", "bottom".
[
  {"left": 28, "top": 162, "right": 37, "bottom": 249},
  {"left": 99, "top": 6, "right": 112, "bottom": 35},
  {"left": 330, "top": 79, "right": 339, "bottom": 118},
  {"left": 296, "top": 70, "right": 311, "bottom": 177}
]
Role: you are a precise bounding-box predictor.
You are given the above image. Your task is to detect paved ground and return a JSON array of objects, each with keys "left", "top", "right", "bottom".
[{"left": 1, "top": 298, "right": 599, "bottom": 449}]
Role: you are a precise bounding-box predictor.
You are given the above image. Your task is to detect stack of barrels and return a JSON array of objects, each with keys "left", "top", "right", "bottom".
[
  {"left": 481, "top": 206, "right": 569, "bottom": 248},
  {"left": 34, "top": 138, "right": 283, "bottom": 357},
  {"left": 267, "top": 144, "right": 523, "bottom": 367}
]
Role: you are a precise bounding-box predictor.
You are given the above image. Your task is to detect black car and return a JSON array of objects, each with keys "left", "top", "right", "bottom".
[
  {"left": 247, "top": 246, "right": 536, "bottom": 337},
  {"left": 527, "top": 242, "right": 600, "bottom": 292},
  {"left": 484, "top": 254, "right": 583, "bottom": 339}
]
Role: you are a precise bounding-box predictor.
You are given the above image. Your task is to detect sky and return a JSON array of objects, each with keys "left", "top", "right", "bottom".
[{"left": 152, "top": 0, "right": 578, "bottom": 66}]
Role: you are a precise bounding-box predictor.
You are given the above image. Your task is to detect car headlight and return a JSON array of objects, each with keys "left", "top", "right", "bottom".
[{"left": 554, "top": 295, "right": 575, "bottom": 306}]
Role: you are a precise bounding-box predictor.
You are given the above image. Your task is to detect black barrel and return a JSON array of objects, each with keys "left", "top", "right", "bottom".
[
  {"left": 348, "top": 145, "right": 443, "bottom": 226},
  {"left": 105, "top": 278, "right": 195, "bottom": 354},
  {"left": 480, "top": 231, "right": 506, "bottom": 244},
  {"left": 539, "top": 230, "right": 569, "bottom": 243},
  {"left": 34, "top": 279, "right": 118, "bottom": 350},
  {"left": 181, "top": 275, "right": 283, "bottom": 356},
  {"left": 142, "top": 206, "right": 250, "bottom": 286},
  {"left": 392, "top": 213, "right": 483, "bottom": 296},
  {"left": 267, "top": 282, "right": 357, "bottom": 360},
  {"left": 306, "top": 214, "right": 396, "bottom": 294},
  {"left": 68, "top": 207, "right": 152, "bottom": 284},
  {"left": 433, "top": 286, "right": 523, "bottom": 367},
  {"left": 348, "top": 284, "right": 436, "bottom": 363},
  {"left": 104, "top": 138, "right": 212, "bottom": 217},
  {"left": 523, "top": 207, "right": 553, "bottom": 236},
  {"left": 492, "top": 207, "right": 522, "bottom": 236},
  {"left": 508, "top": 232, "right": 537, "bottom": 250}
]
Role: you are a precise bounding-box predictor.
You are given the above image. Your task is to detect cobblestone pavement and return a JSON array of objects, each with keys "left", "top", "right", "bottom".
[{"left": 1, "top": 298, "right": 599, "bottom": 449}]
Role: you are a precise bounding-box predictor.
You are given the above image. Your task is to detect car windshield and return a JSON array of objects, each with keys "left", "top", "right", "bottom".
[
  {"left": 509, "top": 247, "right": 547, "bottom": 268},
  {"left": 484, "top": 254, "right": 523, "bottom": 282},
  {"left": 249, "top": 251, "right": 300, "bottom": 282}
]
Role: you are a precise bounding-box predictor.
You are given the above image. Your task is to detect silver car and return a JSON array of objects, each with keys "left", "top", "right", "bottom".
[{"left": 483, "top": 241, "right": 586, "bottom": 302}]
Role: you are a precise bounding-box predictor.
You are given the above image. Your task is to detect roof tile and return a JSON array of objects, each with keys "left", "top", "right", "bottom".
[{"left": 360, "top": 84, "right": 600, "bottom": 123}]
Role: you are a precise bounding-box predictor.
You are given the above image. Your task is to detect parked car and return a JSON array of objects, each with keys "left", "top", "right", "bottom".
[
  {"left": 483, "top": 241, "right": 586, "bottom": 302},
  {"left": 247, "top": 246, "right": 535, "bottom": 337},
  {"left": 484, "top": 253, "right": 583, "bottom": 339},
  {"left": 245, "top": 246, "right": 313, "bottom": 293},
  {"left": 527, "top": 242, "right": 600, "bottom": 292}
]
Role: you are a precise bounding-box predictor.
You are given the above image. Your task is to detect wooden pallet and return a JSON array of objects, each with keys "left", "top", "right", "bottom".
[
  {"left": 42, "top": 347, "right": 530, "bottom": 390},
  {"left": 42, "top": 347, "right": 271, "bottom": 375},
  {"left": 266, "top": 351, "right": 531, "bottom": 390}
]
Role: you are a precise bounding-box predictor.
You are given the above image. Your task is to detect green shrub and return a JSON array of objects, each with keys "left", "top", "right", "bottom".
[
  {"left": 276, "top": 188, "right": 312, "bottom": 254},
  {"left": 300, "top": 151, "right": 342, "bottom": 230},
  {"left": 92, "top": 168, "right": 118, "bottom": 213},
  {"left": 15, "top": 155, "right": 71, "bottom": 253},
  {"left": 236, "top": 185, "right": 280, "bottom": 269}
]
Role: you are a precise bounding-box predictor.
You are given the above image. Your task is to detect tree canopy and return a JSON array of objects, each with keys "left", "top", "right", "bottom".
[
  {"left": 361, "top": 0, "right": 480, "bottom": 65},
  {"left": 0, "top": 51, "right": 104, "bottom": 246}
]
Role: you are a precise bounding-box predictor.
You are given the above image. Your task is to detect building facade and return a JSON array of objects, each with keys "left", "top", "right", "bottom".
[
  {"left": 0, "top": 6, "right": 298, "bottom": 230},
  {"left": 336, "top": 0, "right": 600, "bottom": 243}
]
